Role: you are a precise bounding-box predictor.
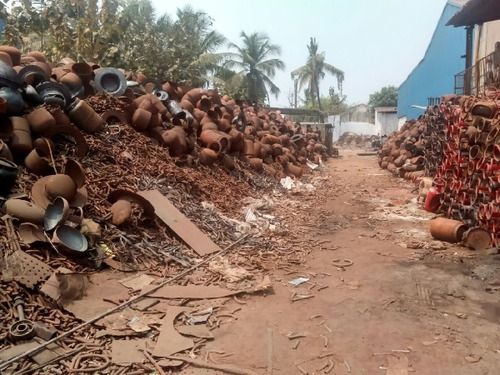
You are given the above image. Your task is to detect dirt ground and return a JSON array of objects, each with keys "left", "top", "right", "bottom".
[{"left": 190, "top": 150, "right": 500, "bottom": 375}]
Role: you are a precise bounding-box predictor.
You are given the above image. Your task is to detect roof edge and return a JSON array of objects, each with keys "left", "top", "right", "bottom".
[
  {"left": 447, "top": 0, "right": 468, "bottom": 8},
  {"left": 399, "top": 2, "right": 461, "bottom": 89}
]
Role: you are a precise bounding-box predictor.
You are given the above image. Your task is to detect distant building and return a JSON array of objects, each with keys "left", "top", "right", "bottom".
[
  {"left": 340, "top": 104, "right": 371, "bottom": 123},
  {"left": 329, "top": 104, "right": 375, "bottom": 141},
  {"left": 397, "top": 0, "right": 467, "bottom": 123},
  {"left": 374, "top": 107, "right": 398, "bottom": 136},
  {"left": 447, "top": 0, "right": 500, "bottom": 94}
]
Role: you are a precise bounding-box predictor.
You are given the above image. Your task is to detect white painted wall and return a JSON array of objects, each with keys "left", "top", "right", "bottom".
[
  {"left": 375, "top": 111, "right": 399, "bottom": 136},
  {"left": 474, "top": 20, "right": 500, "bottom": 62},
  {"left": 328, "top": 115, "right": 378, "bottom": 142},
  {"left": 398, "top": 116, "right": 407, "bottom": 130}
]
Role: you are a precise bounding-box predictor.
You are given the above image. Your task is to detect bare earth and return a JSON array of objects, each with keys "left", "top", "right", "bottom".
[{"left": 189, "top": 150, "right": 500, "bottom": 375}]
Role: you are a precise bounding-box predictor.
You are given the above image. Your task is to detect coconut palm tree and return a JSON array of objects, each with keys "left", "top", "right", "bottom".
[
  {"left": 291, "top": 37, "right": 344, "bottom": 110},
  {"left": 169, "top": 6, "right": 227, "bottom": 86},
  {"left": 224, "top": 31, "right": 285, "bottom": 103}
]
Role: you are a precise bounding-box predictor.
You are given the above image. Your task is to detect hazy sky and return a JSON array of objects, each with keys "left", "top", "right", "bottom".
[{"left": 152, "top": 0, "right": 451, "bottom": 106}]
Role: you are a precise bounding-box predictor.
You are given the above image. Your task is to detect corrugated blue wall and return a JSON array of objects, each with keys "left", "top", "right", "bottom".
[{"left": 398, "top": 3, "right": 465, "bottom": 120}]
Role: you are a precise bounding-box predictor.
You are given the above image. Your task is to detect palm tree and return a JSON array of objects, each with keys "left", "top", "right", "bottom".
[
  {"left": 224, "top": 32, "right": 285, "bottom": 103},
  {"left": 291, "top": 37, "right": 344, "bottom": 110}
]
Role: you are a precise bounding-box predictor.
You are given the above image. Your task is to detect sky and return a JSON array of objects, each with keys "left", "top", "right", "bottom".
[{"left": 152, "top": 0, "right": 450, "bottom": 107}]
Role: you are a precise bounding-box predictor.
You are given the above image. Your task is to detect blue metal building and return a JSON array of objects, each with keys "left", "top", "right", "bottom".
[{"left": 397, "top": 1, "right": 466, "bottom": 122}]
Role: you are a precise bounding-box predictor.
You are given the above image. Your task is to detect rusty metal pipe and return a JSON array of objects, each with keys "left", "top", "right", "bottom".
[{"left": 429, "top": 217, "right": 466, "bottom": 243}]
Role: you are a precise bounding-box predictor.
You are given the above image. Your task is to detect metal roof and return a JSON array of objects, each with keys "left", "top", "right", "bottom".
[{"left": 447, "top": 0, "right": 500, "bottom": 26}]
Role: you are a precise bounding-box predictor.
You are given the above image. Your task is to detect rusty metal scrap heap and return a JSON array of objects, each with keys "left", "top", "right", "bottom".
[
  {"left": 378, "top": 93, "right": 499, "bottom": 247},
  {"left": 0, "top": 46, "right": 332, "bottom": 373},
  {"left": 431, "top": 95, "right": 500, "bottom": 247},
  {"left": 126, "top": 85, "right": 328, "bottom": 178},
  {"left": 378, "top": 119, "right": 426, "bottom": 181},
  {"left": 0, "top": 46, "right": 275, "bottom": 284},
  {"left": 0, "top": 44, "right": 332, "bottom": 274},
  {"left": 422, "top": 101, "right": 450, "bottom": 177}
]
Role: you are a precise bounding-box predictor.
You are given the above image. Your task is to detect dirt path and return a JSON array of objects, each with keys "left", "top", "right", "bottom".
[{"left": 190, "top": 150, "right": 500, "bottom": 375}]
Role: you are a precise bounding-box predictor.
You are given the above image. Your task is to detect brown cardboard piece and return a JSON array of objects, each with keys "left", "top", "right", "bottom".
[{"left": 139, "top": 190, "right": 221, "bottom": 256}]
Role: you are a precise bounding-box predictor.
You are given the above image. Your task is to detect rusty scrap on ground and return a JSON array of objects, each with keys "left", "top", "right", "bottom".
[{"left": 0, "top": 45, "right": 333, "bottom": 374}]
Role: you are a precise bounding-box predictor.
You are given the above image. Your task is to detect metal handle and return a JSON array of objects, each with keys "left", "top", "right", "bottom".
[{"left": 14, "top": 296, "right": 25, "bottom": 321}]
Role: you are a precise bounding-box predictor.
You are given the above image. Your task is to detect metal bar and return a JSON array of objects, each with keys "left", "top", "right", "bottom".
[{"left": 0, "top": 234, "right": 250, "bottom": 371}]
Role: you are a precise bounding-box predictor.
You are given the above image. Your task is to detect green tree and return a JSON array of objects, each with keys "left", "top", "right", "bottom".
[
  {"left": 368, "top": 85, "right": 398, "bottom": 108},
  {"left": 224, "top": 31, "right": 285, "bottom": 103},
  {"left": 300, "top": 86, "right": 348, "bottom": 114},
  {"left": 213, "top": 67, "right": 248, "bottom": 100},
  {"left": 164, "top": 5, "right": 226, "bottom": 86},
  {"left": 3, "top": 0, "right": 123, "bottom": 63},
  {"left": 117, "top": 0, "right": 165, "bottom": 74},
  {"left": 1, "top": 1, "right": 227, "bottom": 86},
  {"left": 291, "top": 37, "right": 344, "bottom": 111}
]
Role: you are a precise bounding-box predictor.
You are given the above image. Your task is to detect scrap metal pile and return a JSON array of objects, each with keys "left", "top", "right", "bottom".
[
  {"left": 378, "top": 120, "right": 426, "bottom": 181},
  {"left": 378, "top": 93, "right": 499, "bottom": 248},
  {"left": 336, "top": 132, "right": 378, "bottom": 149},
  {"left": 431, "top": 95, "right": 499, "bottom": 247},
  {"left": 0, "top": 45, "right": 330, "bottom": 374}
]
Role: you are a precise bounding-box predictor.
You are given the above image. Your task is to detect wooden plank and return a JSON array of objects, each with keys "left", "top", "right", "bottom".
[{"left": 139, "top": 190, "right": 221, "bottom": 256}]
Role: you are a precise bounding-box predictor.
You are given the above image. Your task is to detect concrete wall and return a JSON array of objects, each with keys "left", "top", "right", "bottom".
[
  {"left": 398, "top": 2, "right": 466, "bottom": 120},
  {"left": 375, "top": 112, "right": 398, "bottom": 136},
  {"left": 329, "top": 115, "right": 378, "bottom": 142},
  {"left": 473, "top": 21, "right": 500, "bottom": 62},
  {"left": 398, "top": 116, "right": 408, "bottom": 130}
]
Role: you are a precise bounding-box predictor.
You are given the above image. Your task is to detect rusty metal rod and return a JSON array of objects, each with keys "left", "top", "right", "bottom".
[{"left": 0, "top": 234, "right": 249, "bottom": 371}]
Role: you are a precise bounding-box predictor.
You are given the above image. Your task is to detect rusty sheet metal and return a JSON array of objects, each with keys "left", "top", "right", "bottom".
[
  {"left": 1, "top": 250, "right": 53, "bottom": 288},
  {"left": 111, "top": 339, "right": 148, "bottom": 365},
  {"left": 139, "top": 189, "right": 221, "bottom": 256},
  {"left": 152, "top": 306, "right": 193, "bottom": 358},
  {"left": 0, "top": 338, "right": 65, "bottom": 365}
]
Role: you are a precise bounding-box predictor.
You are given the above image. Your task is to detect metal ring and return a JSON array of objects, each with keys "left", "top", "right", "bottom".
[{"left": 290, "top": 134, "right": 304, "bottom": 143}]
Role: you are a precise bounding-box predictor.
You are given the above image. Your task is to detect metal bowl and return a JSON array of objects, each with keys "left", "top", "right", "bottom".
[{"left": 44, "top": 196, "right": 70, "bottom": 231}]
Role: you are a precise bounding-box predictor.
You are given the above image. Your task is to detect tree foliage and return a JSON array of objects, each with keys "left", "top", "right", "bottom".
[
  {"left": 224, "top": 32, "right": 285, "bottom": 103},
  {"left": 300, "top": 86, "right": 348, "bottom": 115},
  {"left": 368, "top": 85, "right": 398, "bottom": 108},
  {"left": 1, "top": 0, "right": 226, "bottom": 85},
  {"left": 291, "top": 37, "right": 344, "bottom": 111},
  {"left": 1, "top": 1, "right": 287, "bottom": 100}
]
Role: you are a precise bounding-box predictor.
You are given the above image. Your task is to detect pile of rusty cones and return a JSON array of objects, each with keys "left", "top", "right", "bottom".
[
  {"left": 3, "top": 158, "right": 93, "bottom": 256},
  {"left": 431, "top": 94, "right": 500, "bottom": 247},
  {"left": 0, "top": 44, "right": 329, "bottom": 261},
  {"left": 127, "top": 85, "right": 328, "bottom": 179},
  {"left": 378, "top": 93, "right": 499, "bottom": 248},
  {"left": 0, "top": 43, "right": 328, "bottom": 199},
  {"left": 0, "top": 43, "right": 327, "bottom": 270},
  {"left": 378, "top": 119, "right": 426, "bottom": 181}
]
